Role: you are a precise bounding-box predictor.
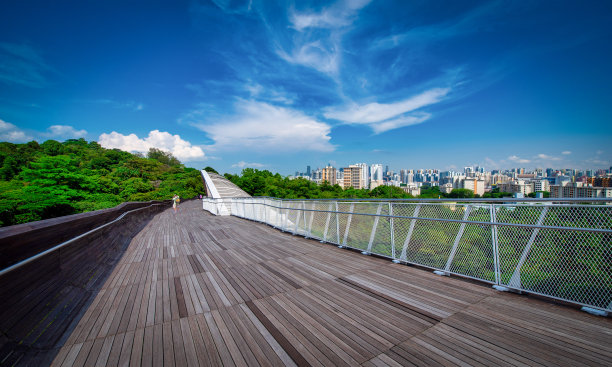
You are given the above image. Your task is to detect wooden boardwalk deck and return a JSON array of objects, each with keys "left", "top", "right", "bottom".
[{"left": 51, "top": 200, "right": 612, "bottom": 366}]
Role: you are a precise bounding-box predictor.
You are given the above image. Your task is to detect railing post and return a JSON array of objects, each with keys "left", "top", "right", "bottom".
[
  {"left": 322, "top": 202, "right": 332, "bottom": 242},
  {"left": 341, "top": 203, "right": 355, "bottom": 248},
  {"left": 508, "top": 206, "right": 549, "bottom": 289},
  {"left": 365, "top": 203, "right": 383, "bottom": 255},
  {"left": 307, "top": 201, "right": 315, "bottom": 238},
  {"left": 293, "top": 202, "right": 302, "bottom": 235},
  {"left": 390, "top": 202, "right": 399, "bottom": 263},
  {"left": 441, "top": 205, "right": 472, "bottom": 275},
  {"left": 335, "top": 201, "right": 340, "bottom": 245},
  {"left": 399, "top": 204, "right": 421, "bottom": 261},
  {"left": 491, "top": 204, "right": 501, "bottom": 285}
]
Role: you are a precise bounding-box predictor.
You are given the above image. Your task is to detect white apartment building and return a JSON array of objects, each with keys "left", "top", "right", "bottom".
[
  {"left": 462, "top": 179, "right": 485, "bottom": 196},
  {"left": 355, "top": 163, "right": 369, "bottom": 189},
  {"left": 550, "top": 184, "right": 612, "bottom": 198},
  {"left": 440, "top": 183, "right": 454, "bottom": 194},
  {"left": 533, "top": 179, "right": 550, "bottom": 192},
  {"left": 499, "top": 181, "right": 534, "bottom": 196}
]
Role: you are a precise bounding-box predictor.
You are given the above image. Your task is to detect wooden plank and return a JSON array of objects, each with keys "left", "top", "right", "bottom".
[
  {"left": 203, "top": 312, "right": 236, "bottom": 367},
  {"left": 141, "top": 326, "right": 154, "bottom": 367},
  {"left": 210, "top": 309, "right": 249, "bottom": 366},
  {"left": 162, "top": 322, "right": 176, "bottom": 367},
  {"left": 245, "top": 301, "right": 311, "bottom": 367},
  {"left": 171, "top": 319, "right": 188, "bottom": 367},
  {"left": 118, "top": 330, "right": 135, "bottom": 367},
  {"left": 94, "top": 335, "right": 115, "bottom": 367}
]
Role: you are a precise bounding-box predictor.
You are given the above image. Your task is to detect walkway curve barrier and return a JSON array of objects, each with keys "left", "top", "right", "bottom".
[
  {"left": 203, "top": 196, "right": 612, "bottom": 313},
  {"left": 0, "top": 201, "right": 171, "bottom": 366}
]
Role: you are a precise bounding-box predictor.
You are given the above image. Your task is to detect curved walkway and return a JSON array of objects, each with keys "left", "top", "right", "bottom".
[{"left": 52, "top": 200, "right": 612, "bottom": 366}]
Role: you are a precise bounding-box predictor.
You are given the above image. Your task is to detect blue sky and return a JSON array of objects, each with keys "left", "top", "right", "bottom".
[{"left": 1, "top": 0, "right": 611, "bottom": 174}]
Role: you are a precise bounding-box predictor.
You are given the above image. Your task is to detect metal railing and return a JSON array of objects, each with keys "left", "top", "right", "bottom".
[{"left": 203, "top": 197, "right": 612, "bottom": 313}]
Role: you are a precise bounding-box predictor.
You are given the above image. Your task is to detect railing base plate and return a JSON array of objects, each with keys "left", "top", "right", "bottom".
[
  {"left": 361, "top": 251, "right": 370, "bottom": 255},
  {"left": 492, "top": 285, "right": 510, "bottom": 292},
  {"left": 433, "top": 270, "right": 449, "bottom": 276},
  {"left": 392, "top": 259, "right": 401, "bottom": 264},
  {"left": 581, "top": 307, "right": 608, "bottom": 317}
]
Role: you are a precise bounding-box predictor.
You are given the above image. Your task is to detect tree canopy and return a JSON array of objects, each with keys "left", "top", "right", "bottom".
[{"left": 0, "top": 139, "right": 205, "bottom": 227}]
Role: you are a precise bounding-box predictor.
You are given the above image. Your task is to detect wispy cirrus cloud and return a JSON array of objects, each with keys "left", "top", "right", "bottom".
[
  {"left": 99, "top": 130, "right": 205, "bottom": 161},
  {"left": 0, "top": 43, "right": 53, "bottom": 88},
  {"left": 324, "top": 87, "right": 450, "bottom": 133},
  {"left": 232, "top": 161, "right": 264, "bottom": 168},
  {"left": 87, "top": 99, "right": 145, "bottom": 111},
  {"left": 562, "top": 150, "right": 572, "bottom": 155},
  {"left": 508, "top": 155, "right": 531, "bottom": 164},
  {"left": 194, "top": 100, "right": 334, "bottom": 153},
  {"left": 536, "top": 153, "right": 561, "bottom": 161},
  {"left": 277, "top": 0, "right": 371, "bottom": 77}
]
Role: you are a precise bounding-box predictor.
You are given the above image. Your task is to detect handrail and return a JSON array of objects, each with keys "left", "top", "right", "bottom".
[
  {"left": 0, "top": 202, "right": 167, "bottom": 277},
  {"left": 205, "top": 195, "right": 612, "bottom": 203}
]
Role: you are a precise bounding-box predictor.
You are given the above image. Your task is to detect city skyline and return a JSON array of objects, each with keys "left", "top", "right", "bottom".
[{"left": 1, "top": 1, "right": 611, "bottom": 174}]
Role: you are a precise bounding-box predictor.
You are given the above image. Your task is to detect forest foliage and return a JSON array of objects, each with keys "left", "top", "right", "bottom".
[{"left": 0, "top": 139, "right": 205, "bottom": 227}]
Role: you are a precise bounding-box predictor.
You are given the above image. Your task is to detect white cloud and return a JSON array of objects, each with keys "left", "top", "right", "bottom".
[
  {"left": 323, "top": 87, "right": 449, "bottom": 133},
  {"left": 279, "top": 0, "right": 371, "bottom": 76},
  {"left": 45, "top": 125, "right": 87, "bottom": 139},
  {"left": 0, "top": 119, "right": 33, "bottom": 142},
  {"left": 98, "top": 130, "right": 205, "bottom": 161},
  {"left": 289, "top": 0, "right": 371, "bottom": 31},
  {"left": 325, "top": 88, "right": 448, "bottom": 123},
  {"left": 536, "top": 153, "right": 561, "bottom": 161},
  {"left": 508, "top": 155, "right": 531, "bottom": 164},
  {"left": 232, "top": 161, "right": 264, "bottom": 168},
  {"left": 196, "top": 100, "right": 334, "bottom": 153},
  {"left": 369, "top": 113, "right": 431, "bottom": 134},
  {"left": 278, "top": 41, "right": 340, "bottom": 75},
  {"left": 88, "top": 99, "right": 144, "bottom": 111},
  {"left": 561, "top": 150, "right": 571, "bottom": 155},
  {"left": 245, "top": 82, "right": 294, "bottom": 105}
]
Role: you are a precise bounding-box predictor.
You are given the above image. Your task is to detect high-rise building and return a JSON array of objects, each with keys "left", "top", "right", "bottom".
[
  {"left": 321, "top": 165, "right": 336, "bottom": 185},
  {"left": 306, "top": 166, "right": 311, "bottom": 177},
  {"left": 371, "top": 164, "right": 383, "bottom": 181},
  {"left": 343, "top": 165, "right": 363, "bottom": 189},
  {"left": 354, "top": 163, "right": 369, "bottom": 189}
]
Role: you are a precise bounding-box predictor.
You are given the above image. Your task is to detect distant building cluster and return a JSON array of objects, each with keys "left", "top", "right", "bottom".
[{"left": 290, "top": 164, "right": 612, "bottom": 199}]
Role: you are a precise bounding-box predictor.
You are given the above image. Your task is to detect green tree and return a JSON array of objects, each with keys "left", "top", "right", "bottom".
[
  {"left": 448, "top": 188, "right": 475, "bottom": 198},
  {"left": 204, "top": 166, "right": 219, "bottom": 174},
  {"left": 147, "top": 148, "right": 181, "bottom": 166}
]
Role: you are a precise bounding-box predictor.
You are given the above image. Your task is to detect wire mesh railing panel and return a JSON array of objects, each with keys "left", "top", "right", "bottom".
[
  {"left": 494, "top": 204, "right": 548, "bottom": 226},
  {"left": 499, "top": 228, "right": 612, "bottom": 310},
  {"left": 449, "top": 222, "right": 495, "bottom": 282},
  {"left": 308, "top": 202, "right": 329, "bottom": 240},
  {"left": 403, "top": 218, "right": 461, "bottom": 269},
  {"left": 389, "top": 203, "right": 420, "bottom": 260},
  {"left": 542, "top": 205, "right": 612, "bottom": 230},
  {"left": 369, "top": 204, "right": 393, "bottom": 258},
  {"left": 344, "top": 202, "right": 381, "bottom": 252},
  {"left": 336, "top": 202, "right": 353, "bottom": 246}
]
